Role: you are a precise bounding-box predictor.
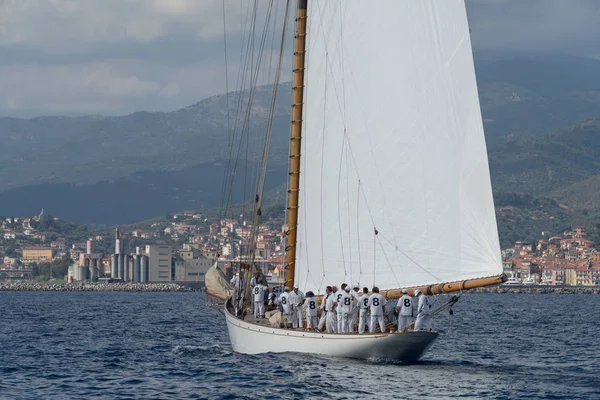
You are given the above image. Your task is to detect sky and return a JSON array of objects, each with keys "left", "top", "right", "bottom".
[{"left": 0, "top": 0, "right": 599, "bottom": 118}]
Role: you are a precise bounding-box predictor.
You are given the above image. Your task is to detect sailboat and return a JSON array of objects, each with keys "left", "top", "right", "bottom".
[{"left": 207, "top": 0, "right": 505, "bottom": 362}]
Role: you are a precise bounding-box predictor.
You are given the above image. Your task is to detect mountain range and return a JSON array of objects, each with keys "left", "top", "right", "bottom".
[{"left": 2, "top": 51, "right": 600, "bottom": 247}]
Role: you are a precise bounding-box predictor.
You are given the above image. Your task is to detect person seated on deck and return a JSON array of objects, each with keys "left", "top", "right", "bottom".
[
  {"left": 267, "top": 292, "right": 277, "bottom": 307},
  {"left": 367, "top": 286, "right": 387, "bottom": 333},
  {"left": 278, "top": 287, "right": 293, "bottom": 327},
  {"left": 304, "top": 291, "right": 318, "bottom": 331}
]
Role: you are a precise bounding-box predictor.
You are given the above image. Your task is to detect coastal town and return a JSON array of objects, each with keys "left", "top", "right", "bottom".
[
  {"left": 2, "top": 208, "right": 600, "bottom": 288},
  {"left": 0, "top": 209, "right": 289, "bottom": 287}
]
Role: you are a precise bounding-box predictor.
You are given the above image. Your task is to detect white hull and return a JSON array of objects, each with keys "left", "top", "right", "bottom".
[{"left": 224, "top": 303, "right": 438, "bottom": 362}]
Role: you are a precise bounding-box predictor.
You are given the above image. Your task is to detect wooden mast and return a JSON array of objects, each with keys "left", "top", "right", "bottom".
[{"left": 285, "top": 0, "right": 308, "bottom": 290}]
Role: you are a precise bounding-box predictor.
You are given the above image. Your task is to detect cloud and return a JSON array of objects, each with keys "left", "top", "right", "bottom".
[
  {"left": 0, "top": 0, "right": 598, "bottom": 117},
  {"left": 466, "top": 0, "right": 600, "bottom": 55}
]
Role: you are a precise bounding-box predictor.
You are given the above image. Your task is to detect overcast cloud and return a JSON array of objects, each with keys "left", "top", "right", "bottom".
[{"left": 0, "top": 0, "right": 598, "bottom": 118}]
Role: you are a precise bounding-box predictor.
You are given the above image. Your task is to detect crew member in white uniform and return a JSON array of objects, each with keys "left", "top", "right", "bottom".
[
  {"left": 350, "top": 284, "right": 360, "bottom": 332},
  {"left": 414, "top": 289, "right": 432, "bottom": 331},
  {"left": 358, "top": 287, "right": 369, "bottom": 334},
  {"left": 318, "top": 286, "right": 332, "bottom": 332},
  {"left": 289, "top": 285, "right": 305, "bottom": 329},
  {"left": 278, "top": 287, "right": 292, "bottom": 327},
  {"left": 395, "top": 288, "right": 413, "bottom": 331},
  {"left": 250, "top": 272, "right": 260, "bottom": 289},
  {"left": 338, "top": 286, "right": 354, "bottom": 333},
  {"left": 326, "top": 287, "right": 338, "bottom": 333},
  {"left": 367, "top": 286, "right": 387, "bottom": 333},
  {"left": 304, "top": 291, "right": 318, "bottom": 330},
  {"left": 253, "top": 279, "right": 267, "bottom": 318},
  {"left": 335, "top": 283, "right": 347, "bottom": 333}
]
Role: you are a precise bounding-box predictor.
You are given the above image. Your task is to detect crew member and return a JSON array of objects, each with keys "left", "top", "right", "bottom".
[
  {"left": 414, "top": 289, "right": 432, "bottom": 331},
  {"left": 358, "top": 287, "right": 369, "bottom": 334},
  {"left": 351, "top": 284, "right": 361, "bottom": 332},
  {"left": 250, "top": 272, "right": 260, "bottom": 288},
  {"left": 335, "top": 283, "right": 347, "bottom": 333},
  {"left": 253, "top": 279, "right": 267, "bottom": 318},
  {"left": 339, "top": 286, "right": 354, "bottom": 333},
  {"left": 318, "top": 286, "right": 332, "bottom": 332},
  {"left": 326, "top": 286, "right": 338, "bottom": 333},
  {"left": 367, "top": 286, "right": 387, "bottom": 333},
  {"left": 278, "top": 287, "right": 292, "bottom": 327},
  {"left": 289, "top": 285, "right": 305, "bottom": 329},
  {"left": 395, "top": 288, "right": 413, "bottom": 332},
  {"left": 304, "top": 291, "right": 318, "bottom": 331}
]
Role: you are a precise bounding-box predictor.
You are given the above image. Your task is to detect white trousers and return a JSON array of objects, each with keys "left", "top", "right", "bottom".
[
  {"left": 358, "top": 309, "right": 368, "bottom": 334},
  {"left": 326, "top": 312, "right": 337, "bottom": 333},
  {"left": 254, "top": 301, "right": 264, "bottom": 317},
  {"left": 414, "top": 314, "right": 431, "bottom": 331},
  {"left": 337, "top": 311, "right": 343, "bottom": 333},
  {"left": 398, "top": 315, "right": 413, "bottom": 331},
  {"left": 369, "top": 315, "right": 386, "bottom": 333},
  {"left": 318, "top": 312, "right": 327, "bottom": 331},
  {"left": 292, "top": 307, "right": 304, "bottom": 329},
  {"left": 341, "top": 312, "right": 353, "bottom": 333},
  {"left": 306, "top": 315, "right": 318, "bottom": 329}
]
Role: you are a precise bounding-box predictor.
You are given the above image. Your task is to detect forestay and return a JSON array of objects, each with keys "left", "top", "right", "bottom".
[{"left": 294, "top": 0, "right": 501, "bottom": 293}]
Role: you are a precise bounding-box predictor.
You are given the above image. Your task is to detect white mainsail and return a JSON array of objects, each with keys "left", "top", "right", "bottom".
[{"left": 295, "top": 0, "right": 501, "bottom": 292}]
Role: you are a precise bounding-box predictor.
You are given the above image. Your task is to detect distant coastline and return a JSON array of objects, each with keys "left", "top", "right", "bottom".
[
  {"left": 0, "top": 281, "right": 196, "bottom": 292},
  {"left": 473, "top": 285, "right": 600, "bottom": 295}
]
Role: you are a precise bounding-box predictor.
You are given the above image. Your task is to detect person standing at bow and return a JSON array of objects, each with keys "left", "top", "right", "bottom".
[
  {"left": 358, "top": 287, "right": 370, "bottom": 334},
  {"left": 414, "top": 289, "right": 432, "bottom": 331},
  {"left": 367, "top": 287, "right": 387, "bottom": 333},
  {"left": 395, "top": 288, "right": 413, "bottom": 332}
]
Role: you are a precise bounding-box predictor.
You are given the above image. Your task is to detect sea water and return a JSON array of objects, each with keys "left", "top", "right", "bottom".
[{"left": 0, "top": 291, "right": 598, "bottom": 399}]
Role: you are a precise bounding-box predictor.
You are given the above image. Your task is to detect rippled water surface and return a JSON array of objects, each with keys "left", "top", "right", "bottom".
[{"left": 1, "top": 291, "right": 599, "bottom": 399}]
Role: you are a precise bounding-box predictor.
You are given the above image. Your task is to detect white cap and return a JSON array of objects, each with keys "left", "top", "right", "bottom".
[
  {"left": 401, "top": 288, "right": 407, "bottom": 294},
  {"left": 344, "top": 286, "right": 350, "bottom": 292},
  {"left": 284, "top": 286, "right": 290, "bottom": 292},
  {"left": 353, "top": 283, "right": 360, "bottom": 288},
  {"left": 293, "top": 285, "right": 299, "bottom": 289},
  {"left": 414, "top": 289, "right": 421, "bottom": 296}
]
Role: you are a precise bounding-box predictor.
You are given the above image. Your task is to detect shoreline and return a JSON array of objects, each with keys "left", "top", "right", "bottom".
[
  {"left": 472, "top": 285, "right": 600, "bottom": 294},
  {"left": 0, "top": 281, "right": 197, "bottom": 292}
]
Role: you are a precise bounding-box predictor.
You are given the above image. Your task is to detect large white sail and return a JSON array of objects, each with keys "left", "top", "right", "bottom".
[{"left": 294, "top": 0, "right": 501, "bottom": 293}]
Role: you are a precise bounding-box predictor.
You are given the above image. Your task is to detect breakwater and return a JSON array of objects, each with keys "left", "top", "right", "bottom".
[
  {"left": 472, "top": 285, "right": 600, "bottom": 294},
  {"left": 0, "top": 281, "right": 196, "bottom": 292}
]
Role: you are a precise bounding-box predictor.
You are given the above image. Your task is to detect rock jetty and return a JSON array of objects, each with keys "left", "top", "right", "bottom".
[
  {"left": 472, "top": 285, "right": 600, "bottom": 295},
  {"left": 0, "top": 281, "right": 196, "bottom": 292}
]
